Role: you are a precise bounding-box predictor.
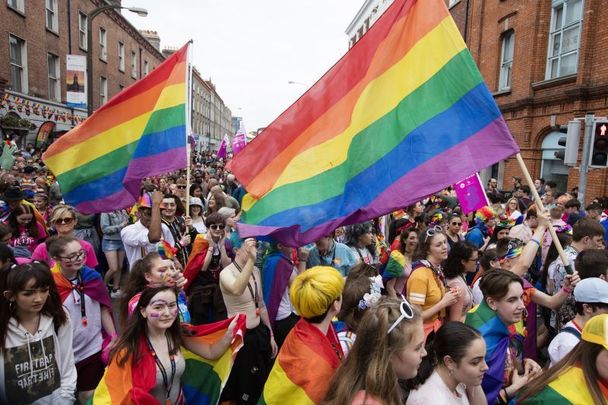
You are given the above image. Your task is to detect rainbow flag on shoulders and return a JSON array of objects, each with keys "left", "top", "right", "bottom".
[
  {"left": 92, "top": 314, "right": 245, "bottom": 404},
  {"left": 227, "top": 0, "right": 519, "bottom": 246},
  {"left": 42, "top": 43, "right": 190, "bottom": 214}
]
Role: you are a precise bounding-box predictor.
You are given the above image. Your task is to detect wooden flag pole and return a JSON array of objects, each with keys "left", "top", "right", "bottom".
[{"left": 515, "top": 153, "right": 573, "bottom": 274}]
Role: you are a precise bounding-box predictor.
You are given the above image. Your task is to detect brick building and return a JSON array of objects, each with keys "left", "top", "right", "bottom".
[{"left": 0, "top": 0, "right": 165, "bottom": 146}]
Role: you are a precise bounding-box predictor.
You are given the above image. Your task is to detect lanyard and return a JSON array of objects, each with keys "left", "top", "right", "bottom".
[
  {"left": 71, "top": 270, "right": 87, "bottom": 327},
  {"left": 234, "top": 261, "right": 259, "bottom": 309},
  {"left": 146, "top": 334, "right": 177, "bottom": 404}
]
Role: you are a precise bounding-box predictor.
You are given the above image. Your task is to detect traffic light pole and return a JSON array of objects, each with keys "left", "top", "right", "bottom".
[{"left": 577, "top": 112, "right": 594, "bottom": 205}]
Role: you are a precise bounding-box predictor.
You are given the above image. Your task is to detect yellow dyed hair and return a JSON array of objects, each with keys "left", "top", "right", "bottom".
[{"left": 290, "top": 266, "right": 344, "bottom": 318}]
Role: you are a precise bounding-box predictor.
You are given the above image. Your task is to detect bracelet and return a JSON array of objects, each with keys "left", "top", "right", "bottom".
[
  {"left": 502, "top": 388, "right": 510, "bottom": 402},
  {"left": 529, "top": 238, "right": 540, "bottom": 247},
  {"left": 561, "top": 286, "right": 573, "bottom": 294}
]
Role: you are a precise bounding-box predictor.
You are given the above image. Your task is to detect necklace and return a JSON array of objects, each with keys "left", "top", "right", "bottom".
[{"left": 146, "top": 333, "right": 177, "bottom": 405}]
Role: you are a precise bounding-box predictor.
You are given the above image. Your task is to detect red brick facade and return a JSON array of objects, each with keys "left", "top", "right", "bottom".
[{"left": 449, "top": 0, "right": 608, "bottom": 202}]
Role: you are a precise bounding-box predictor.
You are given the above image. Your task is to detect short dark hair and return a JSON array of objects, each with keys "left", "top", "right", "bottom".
[
  {"left": 575, "top": 249, "right": 608, "bottom": 279},
  {"left": 204, "top": 212, "right": 225, "bottom": 227},
  {"left": 574, "top": 302, "right": 608, "bottom": 316},
  {"left": 572, "top": 218, "right": 605, "bottom": 242},
  {"left": 586, "top": 203, "right": 602, "bottom": 213},
  {"left": 520, "top": 185, "right": 530, "bottom": 195},
  {"left": 480, "top": 269, "right": 523, "bottom": 301},
  {"left": 565, "top": 199, "right": 581, "bottom": 209},
  {"left": 443, "top": 241, "right": 478, "bottom": 279},
  {"left": 546, "top": 181, "right": 557, "bottom": 189}
]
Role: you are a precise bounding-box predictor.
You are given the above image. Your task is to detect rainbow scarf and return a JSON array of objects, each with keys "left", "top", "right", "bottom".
[
  {"left": 51, "top": 264, "right": 111, "bottom": 310},
  {"left": 42, "top": 44, "right": 189, "bottom": 214},
  {"left": 465, "top": 301, "right": 524, "bottom": 404},
  {"left": 259, "top": 319, "right": 343, "bottom": 405},
  {"left": 227, "top": 0, "right": 519, "bottom": 246},
  {"left": 93, "top": 315, "right": 246, "bottom": 404},
  {"left": 520, "top": 365, "right": 608, "bottom": 404},
  {"left": 261, "top": 251, "right": 294, "bottom": 329},
  {"left": 383, "top": 250, "right": 406, "bottom": 280}
]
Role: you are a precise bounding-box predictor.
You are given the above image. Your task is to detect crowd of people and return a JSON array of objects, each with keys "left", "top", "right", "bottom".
[{"left": 0, "top": 144, "right": 608, "bottom": 404}]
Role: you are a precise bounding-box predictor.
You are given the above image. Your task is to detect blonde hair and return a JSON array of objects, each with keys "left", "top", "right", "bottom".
[
  {"left": 50, "top": 204, "right": 76, "bottom": 223},
  {"left": 290, "top": 266, "right": 344, "bottom": 319}
]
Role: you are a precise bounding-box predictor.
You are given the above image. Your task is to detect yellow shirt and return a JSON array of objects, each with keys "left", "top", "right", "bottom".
[{"left": 406, "top": 266, "right": 446, "bottom": 322}]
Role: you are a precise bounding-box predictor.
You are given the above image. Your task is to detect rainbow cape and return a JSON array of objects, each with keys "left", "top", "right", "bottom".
[
  {"left": 227, "top": 0, "right": 519, "bottom": 246},
  {"left": 93, "top": 314, "right": 246, "bottom": 404},
  {"left": 261, "top": 251, "right": 294, "bottom": 329},
  {"left": 465, "top": 301, "right": 523, "bottom": 404},
  {"left": 42, "top": 44, "right": 189, "bottom": 214},
  {"left": 259, "top": 319, "right": 342, "bottom": 405},
  {"left": 51, "top": 264, "right": 111, "bottom": 309},
  {"left": 520, "top": 365, "right": 608, "bottom": 404},
  {"left": 383, "top": 250, "right": 406, "bottom": 280}
]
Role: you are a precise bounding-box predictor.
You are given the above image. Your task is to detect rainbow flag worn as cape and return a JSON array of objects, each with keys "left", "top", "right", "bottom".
[
  {"left": 42, "top": 44, "right": 189, "bottom": 214},
  {"left": 259, "top": 319, "right": 343, "bottom": 405},
  {"left": 93, "top": 314, "right": 246, "bottom": 404},
  {"left": 51, "top": 264, "right": 112, "bottom": 310},
  {"left": 383, "top": 250, "right": 406, "bottom": 280},
  {"left": 465, "top": 300, "right": 523, "bottom": 404},
  {"left": 227, "top": 0, "right": 519, "bottom": 246},
  {"left": 519, "top": 365, "right": 608, "bottom": 404},
  {"left": 261, "top": 251, "right": 294, "bottom": 329}
]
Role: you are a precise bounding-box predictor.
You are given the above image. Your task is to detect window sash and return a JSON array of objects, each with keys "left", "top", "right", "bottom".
[
  {"left": 99, "top": 28, "right": 107, "bottom": 60},
  {"left": 8, "top": 0, "right": 24, "bottom": 12},
  {"left": 499, "top": 32, "right": 514, "bottom": 90},
  {"left": 118, "top": 43, "right": 125, "bottom": 71},
  {"left": 100, "top": 77, "right": 107, "bottom": 104},
  {"left": 9, "top": 35, "right": 24, "bottom": 92},
  {"left": 131, "top": 51, "right": 137, "bottom": 78},
  {"left": 45, "top": 0, "right": 57, "bottom": 31},
  {"left": 79, "top": 13, "right": 88, "bottom": 49},
  {"left": 546, "top": 0, "right": 583, "bottom": 79}
]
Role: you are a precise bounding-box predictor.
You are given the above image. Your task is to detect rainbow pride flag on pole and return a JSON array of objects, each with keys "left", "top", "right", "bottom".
[
  {"left": 227, "top": 0, "right": 519, "bottom": 246},
  {"left": 92, "top": 314, "right": 245, "bottom": 404},
  {"left": 42, "top": 43, "right": 190, "bottom": 214}
]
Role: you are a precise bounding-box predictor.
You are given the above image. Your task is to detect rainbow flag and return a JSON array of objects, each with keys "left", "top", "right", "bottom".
[
  {"left": 259, "top": 319, "right": 342, "bottom": 405},
  {"left": 227, "top": 0, "right": 519, "bottom": 246},
  {"left": 42, "top": 44, "right": 190, "bottom": 214},
  {"left": 519, "top": 365, "right": 608, "bottom": 404},
  {"left": 92, "top": 314, "right": 246, "bottom": 404}
]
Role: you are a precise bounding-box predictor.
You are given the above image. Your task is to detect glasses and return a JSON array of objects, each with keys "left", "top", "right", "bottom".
[
  {"left": 177, "top": 185, "right": 187, "bottom": 189},
  {"left": 58, "top": 249, "right": 86, "bottom": 263},
  {"left": 54, "top": 217, "right": 74, "bottom": 225},
  {"left": 424, "top": 225, "right": 444, "bottom": 242},
  {"left": 387, "top": 297, "right": 415, "bottom": 334},
  {"left": 451, "top": 222, "right": 462, "bottom": 226},
  {"left": 209, "top": 224, "right": 225, "bottom": 230}
]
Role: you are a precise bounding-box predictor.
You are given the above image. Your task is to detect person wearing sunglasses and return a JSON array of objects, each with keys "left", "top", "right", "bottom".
[
  {"left": 183, "top": 212, "right": 234, "bottom": 325},
  {"left": 160, "top": 194, "right": 196, "bottom": 268},
  {"left": 120, "top": 191, "right": 175, "bottom": 270},
  {"left": 324, "top": 297, "right": 425, "bottom": 405},
  {"left": 31, "top": 204, "right": 99, "bottom": 269},
  {"left": 407, "top": 226, "right": 458, "bottom": 340},
  {"left": 446, "top": 213, "right": 465, "bottom": 250}
]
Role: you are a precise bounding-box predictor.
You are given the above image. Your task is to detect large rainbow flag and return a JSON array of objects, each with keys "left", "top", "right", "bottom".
[
  {"left": 227, "top": 0, "right": 519, "bottom": 246},
  {"left": 518, "top": 365, "right": 608, "bottom": 404},
  {"left": 92, "top": 314, "right": 246, "bottom": 404},
  {"left": 42, "top": 43, "right": 189, "bottom": 214}
]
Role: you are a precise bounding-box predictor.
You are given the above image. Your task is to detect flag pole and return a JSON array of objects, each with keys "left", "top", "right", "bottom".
[
  {"left": 185, "top": 40, "right": 194, "bottom": 226},
  {"left": 515, "top": 153, "right": 573, "bottom": 274}
]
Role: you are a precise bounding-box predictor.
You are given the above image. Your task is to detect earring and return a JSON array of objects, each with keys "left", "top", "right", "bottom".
[{"left": 8, "top": 301, "right": 15, "bottom": 312}]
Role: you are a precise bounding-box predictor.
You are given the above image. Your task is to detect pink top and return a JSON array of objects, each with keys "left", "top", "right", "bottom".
[
  {"left": 351, "top": 391, "right": 385, "bottom": 405},
  {"left": 11, "top": 222, "right": 47, "bottom": 253},
  {"left": 31, "top": 239, "right": 99, "bottom": 268}
]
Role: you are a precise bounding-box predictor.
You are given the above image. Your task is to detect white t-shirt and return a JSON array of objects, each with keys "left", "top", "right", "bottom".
[
  {"left": 407, "top": 370, "right": 469, "bottom": 405},
  {"left": 276, "top": 286, "right": 295, "bottom": 321},
  {"left": 63, "top": 282, "right": 102, "bottom": 363},
  {"left": 471, "top": 278, "right": 483, "bottom": 306},
  {"left": 548, "top": 320, "right": 582, "bottom": 367},
  {"left": 121, "top": 220, "right": 175, "bottom": 269}
]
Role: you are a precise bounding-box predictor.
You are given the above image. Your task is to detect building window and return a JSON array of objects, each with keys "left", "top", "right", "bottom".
[
  {"left": 7, "top": 0, "right": 24, "bottom": 13},
  {"left": 130, "top": 50, "right": 137, "bottom": 79},
  {"left": 79, "top": 12, "right": 88, "bottom": 50},
  {"left": 100, "top": 76, "right": 107, "bottom": 105},
  {"left": 9, "top": 34, "right": 27, "bottom": 93},
  {"left": 498, "top": 31, "right": 514, "bottom": 91},
  {"left": 45, "top": 0, "right": 58, "bottom": 32},
  {"left": 143, "top": 60, "right": 149, "bottom": 76},
  {"left": 99, "top": 28, "right": 107, "bottom": 61},
  {"left": 47, "top": 53, "right": 60, "bottom": 101},
  {"left": 118, "top": 42, "right": 125, "bottom": 71},
  {"left": 546, "top": 0, "right": 584, "bottom": 79}
]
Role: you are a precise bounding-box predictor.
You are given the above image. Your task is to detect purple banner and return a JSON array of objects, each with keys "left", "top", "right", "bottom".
[
  {"left": 217, "top": 134, "right": 228, "bottom": 159},
  {"left": 455, "top": 173, "right": 489, "bottom": 215},
  {"left": 232, "top": 131, "right": 247, "bottom": 155}
]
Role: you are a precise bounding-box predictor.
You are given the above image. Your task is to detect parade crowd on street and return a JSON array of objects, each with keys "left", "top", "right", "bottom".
[{"left": 1, "top": 143, "right": 608, "bottom": 404}]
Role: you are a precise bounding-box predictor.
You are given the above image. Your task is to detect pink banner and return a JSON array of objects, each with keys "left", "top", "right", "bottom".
[
  {"left": 217, "top": 134, "right": 229, "bottom": 159},
  {"left": 232, "top": 131, "right": 247, "bottom": 155},
  {"left": 454, "top": 173, "right": 490, "bottom": 214}
]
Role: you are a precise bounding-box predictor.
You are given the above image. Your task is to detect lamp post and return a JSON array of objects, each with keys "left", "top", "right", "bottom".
[{"left": 86, "top": 5, "right": 148, "bottom": 116}]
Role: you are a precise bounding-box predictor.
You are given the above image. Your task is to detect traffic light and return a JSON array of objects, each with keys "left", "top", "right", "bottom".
[
  {"left": 554, "top": 121, "right": 580, "bottom": 166},
  {"left": 590, "top": 120, "right": 608, "bottom": 168}
]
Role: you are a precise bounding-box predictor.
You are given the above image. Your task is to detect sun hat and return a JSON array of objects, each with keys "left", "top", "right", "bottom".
[{"left": 581, "top": 313, "right": 608, "bottom": 350}]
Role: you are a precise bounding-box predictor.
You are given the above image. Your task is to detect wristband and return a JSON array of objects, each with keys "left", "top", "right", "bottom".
[
  {"left": 529, "top": 238, "right": 540, "bottom": 247},
  {"left": 561, "top": 286, "right": 573, "bottom": 295}
]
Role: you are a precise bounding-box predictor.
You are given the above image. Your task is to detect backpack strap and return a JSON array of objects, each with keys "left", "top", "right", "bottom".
[{"left": 560, "top": 325, "right": 582, "bottom": 339}]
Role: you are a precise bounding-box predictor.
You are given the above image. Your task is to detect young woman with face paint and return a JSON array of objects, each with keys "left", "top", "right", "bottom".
[{"left": 99, "top": 286, "right": 237, "bottom": 404}]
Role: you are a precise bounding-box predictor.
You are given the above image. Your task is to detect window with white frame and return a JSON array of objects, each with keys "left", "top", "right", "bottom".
[
  {"left": 99, "top": 28, "right": 107, "bottom": 61},
  {"left": 45, "top": 0, "right": 58, "bottom": 32},
  {"left": 47, "top": 53, "right": 60, "bottom": 101},
  {"left": 143, "top": 60, "right": 149, "bottom": 76},
  {"left": 118, "top": 42, "right": 125, "bottom": 71},
  {"left": 7, "top": 0, "right": 24, "bottom": 13},
  {"left": 448, "top": 0, "right": 461, "bottom": 8},
  {"left": 79, "top": 12, "right": 88, "bottom": 50},
  {"left": 9, "top": 34, "right": 27, "bottom": 93},
  {"left": 100, "top": 76, "right": 107, "bottom": 105},
  {"left": 546, "top": 0, "right": 584, "bottom": 79},
  {"left": 499, "top": 31, "right": 514, "bottom": 91},
  {"left": 130, "top": 50, "right": 137, "bottom": 78}
]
